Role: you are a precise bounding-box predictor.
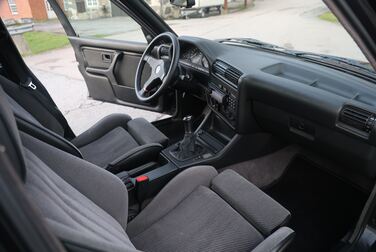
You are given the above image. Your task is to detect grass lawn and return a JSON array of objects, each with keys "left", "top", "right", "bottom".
[
  {"left": 319, "top": 11, "right": 338, "bottom": 23},
  {"left": 23, "top": 31, "right": 69, "bottom": 55}
]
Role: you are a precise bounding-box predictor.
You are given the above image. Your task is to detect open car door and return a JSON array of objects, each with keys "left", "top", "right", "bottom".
[{"left": 48, "top": 0, "right": 176, "bottom": 114}]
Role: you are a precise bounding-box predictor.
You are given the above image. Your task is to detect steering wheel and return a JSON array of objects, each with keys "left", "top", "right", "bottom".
[{"left": 135, "top": 32, "right": 180, "bottom": 102}]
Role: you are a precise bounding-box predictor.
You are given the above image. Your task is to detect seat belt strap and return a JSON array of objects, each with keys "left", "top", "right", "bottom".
[{"left": 19, "top": 78, "right": 76, "bottom": 140}]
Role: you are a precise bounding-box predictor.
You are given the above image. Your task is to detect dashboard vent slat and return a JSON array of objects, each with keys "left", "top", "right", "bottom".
[
  {"left": 213, "top": 60, "right": 243, "bottom": 86},
  {"left": 339, "top": 105, "right": 376, "bottom": 135}
]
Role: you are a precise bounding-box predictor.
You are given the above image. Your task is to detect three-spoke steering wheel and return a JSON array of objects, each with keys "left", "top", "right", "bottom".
[{"left": 135, "top": 32, "right": 180, "bottom": 102}]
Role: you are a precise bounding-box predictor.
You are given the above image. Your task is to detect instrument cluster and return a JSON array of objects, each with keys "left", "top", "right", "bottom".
[{"left": 180, "top": 45, "right": 209, "bottom": 72}]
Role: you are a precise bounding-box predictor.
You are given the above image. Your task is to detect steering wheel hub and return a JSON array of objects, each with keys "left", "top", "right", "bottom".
[{"left": 155, "top": 65, "right": 161, "bottom": 74}]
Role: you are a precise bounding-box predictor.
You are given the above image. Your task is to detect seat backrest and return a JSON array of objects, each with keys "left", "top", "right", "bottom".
[
  {"left": 0, "top": 75, "right": 72, "bottom": 138},
  {"left": 0, "top": 84, "right": 26, "bottom": 180},
  {"left": 0, "top": 75, "right": 82, "bottom": 158},
  {"left": 0, "top": 85, "right": 138, "bottom": 252}
]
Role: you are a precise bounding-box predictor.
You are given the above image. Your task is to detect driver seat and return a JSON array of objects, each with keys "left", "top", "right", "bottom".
[{"left": 0, "top": 75, "right": 169, "bottom": 173}]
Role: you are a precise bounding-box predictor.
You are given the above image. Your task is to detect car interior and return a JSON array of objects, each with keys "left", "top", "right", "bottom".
[{"left": 1, "top": 0, "right": 376, "bottom": 251}]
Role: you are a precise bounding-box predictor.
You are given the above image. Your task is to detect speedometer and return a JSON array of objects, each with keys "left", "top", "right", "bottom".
[{"left": 190, "top": 47, "right": 200, "bottom": 58}]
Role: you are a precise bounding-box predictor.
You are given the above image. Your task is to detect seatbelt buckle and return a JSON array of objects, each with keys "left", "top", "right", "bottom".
[{"left": 135, "top": 175, "right": 149, "bottom": 207}]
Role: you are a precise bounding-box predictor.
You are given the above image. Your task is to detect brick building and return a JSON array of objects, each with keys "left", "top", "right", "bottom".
[{"left": 0, "top": 0, "right": 56, "bottom": 22}]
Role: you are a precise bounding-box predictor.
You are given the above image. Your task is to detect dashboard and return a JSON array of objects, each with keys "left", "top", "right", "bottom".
[{"left": 177, "top": 36, "right": 376, "bottom": 181}]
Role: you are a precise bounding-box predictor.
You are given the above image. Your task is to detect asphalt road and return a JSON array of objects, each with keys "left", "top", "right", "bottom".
[{"left": 26, "top": 0, "right": 367, "bottom": 134}]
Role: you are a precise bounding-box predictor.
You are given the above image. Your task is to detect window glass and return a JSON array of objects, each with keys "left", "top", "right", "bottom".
[
  {"left": 63, "top": 1, "right": 146, "bottom": 42},
  {"left": 63, "top": 0, "right": 69, "bottom": 11},
  {"left": 86, "top": 0, "right": 98, "bottom": 8},
  {"left": 7, "top": 0, "right": 18, "bottom": 15}
]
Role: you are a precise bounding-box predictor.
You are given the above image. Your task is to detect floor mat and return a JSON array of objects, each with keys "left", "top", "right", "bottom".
[
  {"left": 219, "top": 145, "right": 300, "bottom": 189},
  {"left": 266, "top": 158, "right": 367, "bottom": 252}
]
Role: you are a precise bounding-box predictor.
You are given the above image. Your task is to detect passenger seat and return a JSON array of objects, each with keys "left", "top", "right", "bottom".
[
  {"left": 0, "top": 85, "right": 294, "bottom": 252},
  {"left": 0, "top": 75, "right": 168, "bottom": 173}
]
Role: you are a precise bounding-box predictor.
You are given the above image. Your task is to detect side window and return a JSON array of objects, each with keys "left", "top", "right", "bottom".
[{"left": 62, "top": 1, "right": 147, "bottom": 43}]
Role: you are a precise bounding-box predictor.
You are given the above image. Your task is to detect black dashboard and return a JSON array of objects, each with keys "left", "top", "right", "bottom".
[{"left": 177, "top": 36, "right": 376, "bottom": 180}]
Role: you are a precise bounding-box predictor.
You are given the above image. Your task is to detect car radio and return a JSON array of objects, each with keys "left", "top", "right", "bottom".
[{"left": 207, "top": 81, "right": 238, "bottom": 128}]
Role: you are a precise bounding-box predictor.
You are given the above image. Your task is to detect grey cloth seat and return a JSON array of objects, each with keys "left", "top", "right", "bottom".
[
  {"left": 69, "top": 114, "right": 169, "bottom": 172},
  {"left": 0, "top": 85, "right": 295, "bottom": 252},
  {"left": 0, "top": 75, "right": 168, "bottom": 173}
]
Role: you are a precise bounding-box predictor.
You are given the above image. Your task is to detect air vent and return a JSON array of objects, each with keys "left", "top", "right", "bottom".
[
  {"left": 339, "top": 105, "right": 376, "bottom": 134},
  {"left": 213, "top": 60, "right": 242, "bottom": 86}
]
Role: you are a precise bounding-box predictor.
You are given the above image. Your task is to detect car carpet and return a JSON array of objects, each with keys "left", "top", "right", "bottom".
[
  {"left": 265, "top": 157, "right": 367, "bottom": 252},
  {"left": 219, "top": 145, "right": 301, "bottom": 189}
]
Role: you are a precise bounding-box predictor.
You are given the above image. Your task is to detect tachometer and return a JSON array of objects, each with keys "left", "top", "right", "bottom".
[{"left": 202, "top": 57, "right": 209, "bottom": 69}]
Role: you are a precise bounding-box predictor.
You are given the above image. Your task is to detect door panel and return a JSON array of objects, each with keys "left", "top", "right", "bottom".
[
  {"left": 47, "top": 0, "right": 176, "bottom": 114},
  {"left": 69, "top": 36, "right": 166, "bottom": 112}
]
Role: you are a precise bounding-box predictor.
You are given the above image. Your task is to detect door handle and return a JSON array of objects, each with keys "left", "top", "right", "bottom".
[
  {"left": 102, "top": 53, "right": 112, "bottom": 63},
  {"left": 87, "top": 52, "right": 122, "bottom": 85}
]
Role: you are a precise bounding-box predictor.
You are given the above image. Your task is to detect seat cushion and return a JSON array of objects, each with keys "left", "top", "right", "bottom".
[
  {"left": 128, "top": 166, "right": 292, "bottom": 252},
  {"left": 211, "top": 169, "right": 291, "bottom": 236},
  {"left": 131, "top": 185, "right": 264, "bottom": 252},
  {"left": 79, "top": 127, "right": 139, "bottom": 168}
]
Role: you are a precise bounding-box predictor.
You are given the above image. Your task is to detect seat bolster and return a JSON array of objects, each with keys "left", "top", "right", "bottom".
[
  {"left": 127, "top": 165, "right": 218, "bottom": 238},
  {"left": 107, "top": 143, "right": 163, "bottom": 173},
  {"left": 127, "top": 118, "right": 169, "bottom": 147},
  {"left": 251, "top": 227, "right": 295, "bottom": 252},
  {"left": 16, "top": 116, "right": 82, "bottom": 159},
  {"left": 71, "top": 113, "right": 132, "bottom": 147},
  {"left": 21, "top": 132, "right": 130, "bottom": 229},
  {"left": 211, "top": 169, "right": 291, "bottom": 236}
]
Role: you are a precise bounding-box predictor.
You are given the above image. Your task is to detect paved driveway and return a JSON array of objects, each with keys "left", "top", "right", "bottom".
[{"left": 25, "top": 0, "right": 367, "bottom": 134}]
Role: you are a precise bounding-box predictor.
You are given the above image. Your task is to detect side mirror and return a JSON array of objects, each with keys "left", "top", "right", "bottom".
[{"left": 170, "top": 0, "right": 195, "bottom": 8}]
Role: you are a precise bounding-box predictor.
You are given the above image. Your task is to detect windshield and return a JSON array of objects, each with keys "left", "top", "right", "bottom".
[{"left": 144, "top": 0, "right": 373, "bottom": 72}]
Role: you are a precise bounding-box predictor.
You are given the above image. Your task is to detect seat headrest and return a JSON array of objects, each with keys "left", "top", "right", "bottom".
[{"left": 0, "top": 85, "right": 25, "bottom": 180}]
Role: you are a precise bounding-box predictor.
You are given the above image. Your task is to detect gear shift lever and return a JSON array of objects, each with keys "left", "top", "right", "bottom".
[
  {"left": 181, "top": 115, "right": 196, "bottom": 153},
  {"left": 171, "top": 115, "right": 203, "bottom": 160},
  {"left": 183, "top": 115, "right": 193, "bottom": 134}
]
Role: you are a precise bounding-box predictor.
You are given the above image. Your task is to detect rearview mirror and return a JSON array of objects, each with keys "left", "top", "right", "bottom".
[{"left": 170, "top": 0, "right": 195, "bottom": 8}]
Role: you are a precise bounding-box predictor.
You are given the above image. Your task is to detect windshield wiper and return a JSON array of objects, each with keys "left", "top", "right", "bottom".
[{"left": 220, "top": 37, "right": 375, "bottom": 76}]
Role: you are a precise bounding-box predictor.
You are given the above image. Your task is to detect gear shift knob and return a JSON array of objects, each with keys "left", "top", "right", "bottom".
[{"left": 183, "top": 115, "right": 193, "bottom": 134}]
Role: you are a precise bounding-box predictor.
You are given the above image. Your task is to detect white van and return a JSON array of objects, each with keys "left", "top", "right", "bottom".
[{"left": 181, "top": 0, "right": 223, "bottom": 18}]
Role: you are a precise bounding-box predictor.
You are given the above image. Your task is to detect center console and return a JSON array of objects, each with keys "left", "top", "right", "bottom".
[
  {"left": 118, "top": 77, "right": 239, "bottom": 216},
  {"left": 207, "top": 79, "right": 238, "bottom": 128},
  {"left": 162, "top": 111, "right": 235, "bottom": 168},
  {"left": 119, "top": 110, "right": 237, "bottom": 213}
]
